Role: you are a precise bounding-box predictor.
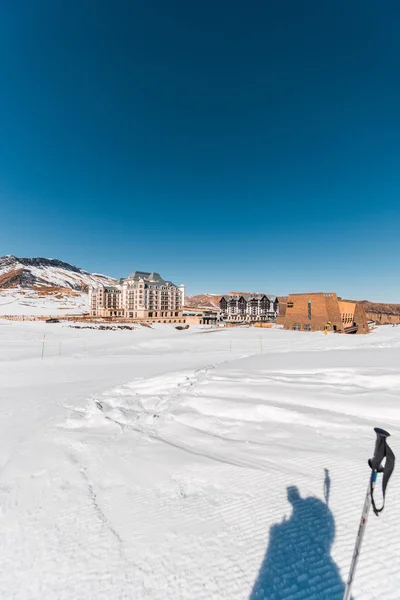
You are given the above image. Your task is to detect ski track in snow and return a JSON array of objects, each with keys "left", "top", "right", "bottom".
[{"left": 1, "top": 323, "right": 400, "bottom": 598}]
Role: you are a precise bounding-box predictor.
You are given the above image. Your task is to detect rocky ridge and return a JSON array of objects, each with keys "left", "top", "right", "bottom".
[{"left": 0, "top": 255, "right": 116, "bottom": 292}]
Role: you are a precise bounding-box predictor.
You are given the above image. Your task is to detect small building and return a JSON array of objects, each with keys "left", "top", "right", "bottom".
[
  {"left": 183, "top": 307, "right": 220, "bottom": 325},
  {"left": 283, "top": 292, "right": 369, "bottom": 334},
  {"left": 219, "top": 294, "right": 279, "bottom": 323}
]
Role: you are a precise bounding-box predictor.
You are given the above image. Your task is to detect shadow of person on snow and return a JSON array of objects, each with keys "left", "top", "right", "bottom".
[{"left": 250, "top": 475, "right": 348, "bottom": 600}]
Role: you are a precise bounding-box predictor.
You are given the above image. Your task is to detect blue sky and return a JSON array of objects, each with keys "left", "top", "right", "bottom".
[{"left": 1, "top": 1, "right": 400, "bottom": 300}]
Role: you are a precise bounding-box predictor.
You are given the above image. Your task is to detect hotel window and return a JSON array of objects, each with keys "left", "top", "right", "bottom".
[{"left": 308, "top": 300, "right": 312, "bottom": 320}]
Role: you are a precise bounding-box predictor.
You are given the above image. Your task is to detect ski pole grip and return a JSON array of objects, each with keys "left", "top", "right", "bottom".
[{"left": 369, "top": 428, "right": 390, "bottom": 472}]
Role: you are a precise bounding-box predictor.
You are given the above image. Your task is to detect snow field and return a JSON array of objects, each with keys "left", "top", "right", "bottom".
[
  {"left": 0, "top": 290, "right": 88, "bottom": 316},
  {"left": 0, "top": 322, "right": 400, "bottom": 598}
]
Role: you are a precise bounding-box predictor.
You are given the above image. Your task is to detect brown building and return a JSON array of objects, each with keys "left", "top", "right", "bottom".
[
  {"left": 365, "top": 311, "right": 400, "bottom": 325},
  {"left": 283, "top": 292, "right": 369, "bottom": 334}
]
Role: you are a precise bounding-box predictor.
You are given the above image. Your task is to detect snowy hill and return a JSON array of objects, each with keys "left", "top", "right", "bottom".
[
  {"left": 0, "top": 255, "right": 116, "bottom": 291},
  {"left": 0, "top": 255, "right": 117, "bottom": 316}
]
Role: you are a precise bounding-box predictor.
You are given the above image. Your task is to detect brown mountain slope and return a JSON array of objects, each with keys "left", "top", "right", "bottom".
[
  {"left": 0, "top": 268, "right": 25, "bottom": 289},
  {"left": 0, "top": 255, "right": 116, "bottom": 292},
  {"left": 184, "top": 294, "right": 222, "bottom": 309},
  {"left": 347, "top": 300, "right": 400, "bottom": 316}
]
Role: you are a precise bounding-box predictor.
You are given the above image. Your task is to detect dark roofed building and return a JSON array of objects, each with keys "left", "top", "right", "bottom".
[
  {"left": 219, "top": 294, "right": 279, "bottom": 322},
  {"left": 129, "top": 271, "right": 163, "bottom": 282},
  {"left": 89, "top": 270, "right": 185, "bottom": 322}
]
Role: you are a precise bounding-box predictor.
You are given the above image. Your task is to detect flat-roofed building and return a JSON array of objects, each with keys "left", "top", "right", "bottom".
[
  {"left": 183, "top": 307, "right": 220, "bottom": 325},
  {"left": 283, "top": 292, "right": 369, "bottom": 333}
]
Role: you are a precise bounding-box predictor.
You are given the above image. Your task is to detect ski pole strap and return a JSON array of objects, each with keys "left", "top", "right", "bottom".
[{"left": 368, "top": 428, "right": 395, "bottom": 516}]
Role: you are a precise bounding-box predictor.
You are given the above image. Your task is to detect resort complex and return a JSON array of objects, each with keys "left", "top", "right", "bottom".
[{"left": 88, "top": 272, "right": 373, "bottom": 334}]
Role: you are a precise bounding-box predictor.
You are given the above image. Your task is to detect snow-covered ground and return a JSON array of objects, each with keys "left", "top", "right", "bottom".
[
  {"left": 0, "top": 290, "right": 88, "bottom": 316},
  {"left": 0, "top": 321, "right": 399, "bottom": 599}
]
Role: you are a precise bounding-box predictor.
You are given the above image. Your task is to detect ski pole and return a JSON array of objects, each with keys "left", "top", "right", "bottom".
[{"left": 343, "top": 427, "right": 395, "bottom": 600}]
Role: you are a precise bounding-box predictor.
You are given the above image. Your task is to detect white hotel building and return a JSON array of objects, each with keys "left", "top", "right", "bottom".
[{"left": 89, "top": 271, "right": 185, "bottom": 322}]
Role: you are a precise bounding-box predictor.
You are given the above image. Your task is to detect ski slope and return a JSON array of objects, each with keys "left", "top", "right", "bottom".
[{"left": 0, "top": 321, "right": 399, "bottom": 599}]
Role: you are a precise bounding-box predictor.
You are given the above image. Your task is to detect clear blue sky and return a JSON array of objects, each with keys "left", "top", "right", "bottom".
[{"left": 1, "top": 1, "right": 399, "bottom": 300}]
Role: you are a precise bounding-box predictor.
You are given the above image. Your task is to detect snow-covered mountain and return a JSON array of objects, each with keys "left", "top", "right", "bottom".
[{"left": 0, "top": 255, "right": 116, "bottom": 291}]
